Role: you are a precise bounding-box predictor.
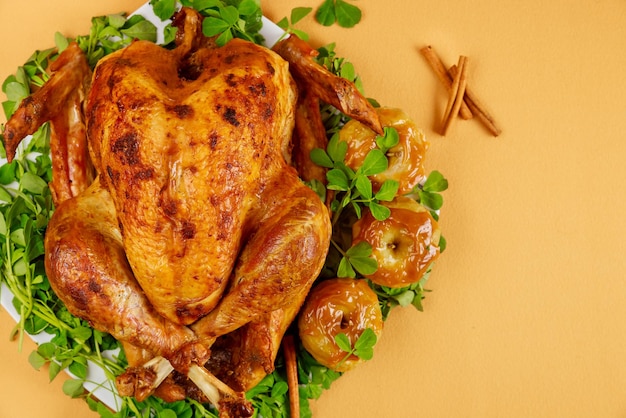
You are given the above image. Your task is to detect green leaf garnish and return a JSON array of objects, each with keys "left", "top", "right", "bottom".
[
  {"left": 326, "top": 168, "right": 350, "bottom": 191},
  {"left": 334, "top": 327, "right": 378, "bottom": 367},
  {"left": 150, "top": 0, "right": 178, "bottom": 20},
  {"left": 375, "top": 179, "right": 399, "bottom": 201},
  {"left": 277, "top": 7, "right": 312, "bottom": 41},
  {"left": 422, "top": 169, "right": 449, "bottom": 192},
  {"left": 376, "top": 126, "right": 400, "bottom": 154},
  {"left": 290, "top": 6, "right": 313, "bottom": 25},
  {"left": 62, "top": 378, "right": 86, "bottom": 398},
  {"left": 315, "top": 0, "right": 337, "bottom": 26},
  {"left": 315, "top": 0, "right": 362, "bottom": 28},
  {"left": 310, "top": 147, "right": 335, "bottom": 168},
  {"left": 334, "top": 0, "right": 362, "bottom": 28},
  {"left": 335, "top": 241, "right": 377, "bottom": 278},
  {"left": 415, "top": 170, "right": 449, "bottom": 214},
  {"left": 359, "top": 148, "right": 387, "bottom": 176},
  {"left": 368, "top": 201, "right": 391, "bottom": 221},
  {"left": 354, "top": 174, "right": 372, "bottom": 200}
]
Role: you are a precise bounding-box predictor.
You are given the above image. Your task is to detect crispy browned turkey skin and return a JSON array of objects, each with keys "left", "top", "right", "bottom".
[
  {"left": 5, "top": 6, "right": 382, "bottom": 415},
  {"left": 86, "top": 30, "right": 319, "bottom": 328},
  {"left": 49, "top": 4, "right": 332, "bottom": 373}
]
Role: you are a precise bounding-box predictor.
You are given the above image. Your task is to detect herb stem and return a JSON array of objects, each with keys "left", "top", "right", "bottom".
[
  {"left": 331, "top": 204, "right": 344, "bottom": 227},
  {"left": 330, "top": 238, "right": 347, "bottom": 257}
]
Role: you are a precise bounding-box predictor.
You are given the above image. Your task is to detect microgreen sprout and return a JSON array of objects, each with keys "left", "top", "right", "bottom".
[
  {"left": 334, "top": 240, "right": 378, "bottom": 278},
  {"left": 277, "top": 7, "right": 313, "bottom": 41},
  {"left": 412, "top": 170, "right": 449, "bottom": 219},
  {"left": 334, "top": 327, "right": 378, "bottom": 367},
  {"left": 315, "top": 0, "right": 362, "bottom": 28}
]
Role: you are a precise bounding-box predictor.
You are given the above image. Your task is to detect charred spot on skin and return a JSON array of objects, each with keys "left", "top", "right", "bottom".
[
  {"left": 134, "top": 168, "right": 154, "bottom": 181},
  {"left": 87, "top": 104, "right": 101, "bottom": 131},
  {"left": 161, "top": 199, "right": 178, "bottom": 217},
  {"left": 115, "top": 58, "right": 134, "bottom": 67},
  {"left": 88, "top": 277, "right": 103, "bottom": 294},
  {"left": 21, "top": 96, "right": 34, "bottom": 109},
  {"left": 223, "top": 107, "right": 240, "bottom": 127},
  {"left": 263, "top": 103, "right": 273, "bottom": 120},
  {"left": 213, "top": 209, "right": 233, "bottom": 241},
  {"left": 117, "top": 98, "right": 144, "bottom": 113},
  {"left": 261, "top": 153, "right": 274, "bottom": 171},
  {"left": 225, "top": 73, "right": 238, "bottom": 87},
  {"left": 181, "top": 221, "right": 196, "bottom": 239},
  {"left": 248, "top": 82, "right": 267, "bottom": 97},
  {"left": 115, "top": 101, "right": 125, "bottom": 113},
  {"left": 106, "top": 75, "right": 116, "bottom": 90},
  {"left": 68, "top": 284, "right": 90, "bottom": 314},
  {"left": 167, "top": 104, "right": 194, "bottom": 119},
  {"left": 111, "top": 132, "right": 141, "bottom": 165},
  {"left": 209, "top": 132, "right": 219, "bottom": 149},
  {"left": 105, "top": 68, "right": 128, "bottom": 90}
]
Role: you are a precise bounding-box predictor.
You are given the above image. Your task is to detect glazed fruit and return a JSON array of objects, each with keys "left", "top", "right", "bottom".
[
  {"left": 352, "top": 196, "right": 441, "bottom": 288},
  {"left": 298, "top": 278, "right": 383, "bottom": 372},
  {"left": 339, "top": 107, "right": 428, "bottom": 194}
]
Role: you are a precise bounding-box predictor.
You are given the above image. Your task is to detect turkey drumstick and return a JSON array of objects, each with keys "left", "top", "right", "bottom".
[{"left": 44, "top": 177, "right": 201, "bottom": 361}]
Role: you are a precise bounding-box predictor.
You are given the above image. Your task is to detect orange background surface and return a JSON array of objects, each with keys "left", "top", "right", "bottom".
[{"left": 1, "top": 1, "right": 626, "bottom": 417}]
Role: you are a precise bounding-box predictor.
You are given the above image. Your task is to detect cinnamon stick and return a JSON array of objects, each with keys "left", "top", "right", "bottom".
[
  {"left": 283, "top": 335, "right": 300, "bottom": 418},
  {"left": 420, "top": 45, "right": 473, "bottom": 120},
  {"left": 449, "top": 64, "right": 502, "bottom": 136},
  {"left": 440, "top": 56, "right": 468, "bottom": 135}
]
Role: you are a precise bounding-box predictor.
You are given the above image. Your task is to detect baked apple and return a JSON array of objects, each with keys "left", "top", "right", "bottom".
[
  {"left": 352, "top": 196, "right": 441, "bottom": 288},
  {"left": 298, "top": 278, "right": 383, "bottom": 372},
  {"left": 338, "top": 107, "right": 428, "bottom": 194}
]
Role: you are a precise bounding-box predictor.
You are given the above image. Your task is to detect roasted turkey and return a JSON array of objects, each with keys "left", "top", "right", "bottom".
[{"left": 2, "top": 7, "right": 382, "bottom": 417}]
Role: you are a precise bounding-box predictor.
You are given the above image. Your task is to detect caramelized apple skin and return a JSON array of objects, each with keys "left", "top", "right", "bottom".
[
  {"left": 298, "top": 278, "right": 383, "bottom": 372},
  {"left": 339, "top": 107, "right": 428, "bottom": 194},
  {"left": 352, "top": 196, "right": 441, "bottom": 288}
]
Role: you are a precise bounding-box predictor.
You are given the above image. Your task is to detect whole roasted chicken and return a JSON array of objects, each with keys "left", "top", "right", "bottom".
[{"left": 3, "top": 7, "right": 383, "bottom": 417}]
